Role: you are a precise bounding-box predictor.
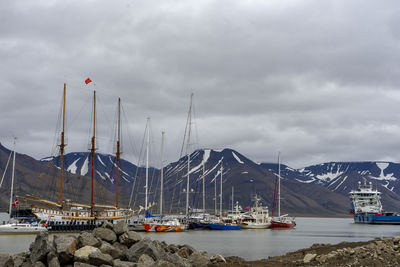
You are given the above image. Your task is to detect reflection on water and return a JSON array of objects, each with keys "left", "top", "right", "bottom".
[{"left": 1, "top": 217, "right": 400, "bottom": 260}]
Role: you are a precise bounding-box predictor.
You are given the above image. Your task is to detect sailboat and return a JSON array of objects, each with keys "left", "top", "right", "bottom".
[
  {"left": 142, "top": 131, "right": 185, "bottom": 232},
  {"left": 0, "top": 138, "right": 47, "bottom": 234},
  {"left": 270, "top": 152, "right": 296, "bottom": 229},
  {"left": 208, "top": 164, "right": 242, "bottom": 230},
  {"left": 22, "top": 85, "right": 133, "bottom": 231}
]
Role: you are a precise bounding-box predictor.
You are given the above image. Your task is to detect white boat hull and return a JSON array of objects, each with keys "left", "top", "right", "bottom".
[
  {"left": 241, "top": 223, "right": 271, "bottom": 229},
  {"left": 0, "top": 224, "right": 47, "bottom": 234}
]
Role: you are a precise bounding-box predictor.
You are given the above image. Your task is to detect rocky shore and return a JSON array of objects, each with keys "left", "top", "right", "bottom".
[
  {"left": 216, "top": 236, "right": 400, "bottom": 266},
  {"left": 0, "top": 221, "right": 227, "bottom": 267},
  {"left": 1, "top": 223, "right": 400, "bottom": 267}
]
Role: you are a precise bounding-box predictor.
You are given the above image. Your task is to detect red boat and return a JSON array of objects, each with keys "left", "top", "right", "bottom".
[
  {"left": 270, "top": 153, "right": 296, "bottom": 230},
  {"left": 270, "top": 216, "right": 296, "bottom": 229}
]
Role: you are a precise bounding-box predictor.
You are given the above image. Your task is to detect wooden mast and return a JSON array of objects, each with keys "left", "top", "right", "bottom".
[
  {"left": 59, "top": 83, "right": 66, "bottom": 207},
  {"left": 90, "top": 90, "right": 96, "bottom": 217},
  {"left": 116, "top": 98, "right": 121, "bottom": 208}
]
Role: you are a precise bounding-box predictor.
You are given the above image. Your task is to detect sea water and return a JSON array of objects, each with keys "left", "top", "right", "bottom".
[{"left": 1, "top": 217, "right": 400, "bottom": 260}]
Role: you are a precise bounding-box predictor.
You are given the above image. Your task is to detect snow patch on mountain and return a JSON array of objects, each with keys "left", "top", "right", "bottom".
[
  {"left": 81, "top": 157, "right": 89, "bottom": 176},
  {"left": 98, "top": 155, "right": 106, "bottom": 167},
  {"left": 333, "top": 176, "right": 348, "bottom": 191},
  {"left": 296, "top": 178, "right": 315, "bottom": 183},
  {"left": 316, "top": 170, "right": 344, "bottom": 182},
  {"left": 96, "top": 170, "right": 107, "bottom": 181},
  {"left": 232, "top": 152, "right": 244, "bottom": 164},
  {"left": 372, "top": 162, "right": 396, "bottom": 181},
  {"left": 41, "top": 157, "right": 53, "bottom": 161},
  {"left": 67, "top": 158, "right": 80, "bottom": 174}
]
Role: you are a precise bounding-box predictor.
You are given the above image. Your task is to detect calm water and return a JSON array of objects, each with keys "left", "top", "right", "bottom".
[{"left": 1, "top": 217, "right": 400, "bottom": 260}]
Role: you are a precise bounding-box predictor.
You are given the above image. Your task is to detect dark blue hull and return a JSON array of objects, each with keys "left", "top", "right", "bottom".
[
  {"left": 354, "top": 213, "right": 400, "bottom": 224},
  {"left": 190, "top": 222, "right": 211, "bottom": 229},
  {"left": 208, "top": 223, "right": 242, "bottom": 230}
]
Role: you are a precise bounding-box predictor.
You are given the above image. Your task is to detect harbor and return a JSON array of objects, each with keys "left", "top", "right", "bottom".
[{"left": 2, "top": 217, "right": 400, "bottom": 261}]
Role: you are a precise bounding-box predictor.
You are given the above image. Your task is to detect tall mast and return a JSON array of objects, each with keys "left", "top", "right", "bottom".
[
  {"left": 160, "top": 131, "right": 165, "bottom": 217},
  {"left": 59, "top": 83, "right": 66, "bottom": 207},
  {"left": 8, "top": 138, "right": 16, "bottom": 216},
  {"left": 90, "top": 90, "right": 96, "bottom": 217},
  {"left": 116, "top": 97, "right": 121, "bottom": 208},
  {"left": 219, "top": 164, "right": 223, "bottom": 217},
  {"left": 202, "top": 159, "right": 205, "bottom": 218},
  {"left": 145, "top": 117, "right": 150, "bottom": 212},
  {"left": 214, "top": 169, "right": 217, "bottom": 216},
  {"left": 186, "top": 93, "right": 193, "bottom": 218},
  {"left": 231, "top": 186, "right": 234, "bottom": 214},
  {"left": 278, "top": 152, "right": 281, "bottom": 218}
]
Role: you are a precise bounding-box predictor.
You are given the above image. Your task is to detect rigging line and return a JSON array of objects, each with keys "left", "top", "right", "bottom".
[
  {"left": 192, "top": 99, "right": 200, "bottom": 150},
  {"left": 0, "top": 149, "right": 12, "bottom": 189},
  {"left": 121, "top": 104, "right": 139, "bottom": 160},
  {"left": 128, "top": 123, "right": 147, "bottom": 208}
]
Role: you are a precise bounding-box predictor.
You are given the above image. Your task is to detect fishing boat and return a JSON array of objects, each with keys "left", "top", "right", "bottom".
[
  {"left": 349, "top": 180, "right": 400, "bottom": 224},
  {"left": 270, "top": 152, "right": 296, "bottom": 229},
  {"left": 240, "top": 195, "right": 271, "bottom": 229},
  {"left": 22, "top": 85, "right": 133, "bottom": 231},
  {"left": 0, "top": 138, "right": 47, "bottom": 234},
  {"left": 208, "top": 164, "right": 242, "bottom": 230}
]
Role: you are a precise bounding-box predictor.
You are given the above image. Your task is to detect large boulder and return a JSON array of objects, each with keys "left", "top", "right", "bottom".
[
  {"left": 99, "top": 241, "right": 122, "bottom": 259},
  {"left": 119, "top": 231, "right": 142, "bottom": 247},
  {"left": 177, "top": 247, "right": 189, "bottom": 259},
  {"left": 30, "top": 231, "right": 54, "bottom": 263},
  {"left": 125, "top": 238, "right": 165, "bottom": 262},
  {"left": 155, "top": 260, "right": 175, "bottom": 267},
  {"left": 74, "top": 246, "right": 100, "bottom": 263},
  {"left": 47, "top": 251, "right": 60, "bottom": 267},
  {"left": 0, "top": 253, "right": 14, "bottom": 267},
  {"left": 12, "top": 252, "right": 27, "bottom": 267},
  {"left": 113, "top": 259, "right": 137, "bottom": 267},
  {"left": 210, "top": 254, "right": 226, "bottom": 263},
  {"left": 53, "top": 235, "right": 78, "bottom": 264},
  {"left": 93, "top": 227, "right": 117, "bottom": 243},
  {"left": 137, "top": 254, "right": 155, "bottom": 267},
  {"left": 78, "top": 232, "right": 101, "bottom": 248},
  {"left": 73, "top": 263, "right": 96, "bottom": 267},
  {"left": 188, "top": 251, "right": 210, "bottom": 267},
  {"left": 113, "top": 221, "right": 129, "bottom": 235},
  {"left": 33, "top": 261, "right": 46, "bottom": 267},
  {"left": 87, "top": 250, "right": 114, "bottom": 266},
  {"left": 101, "top": 222, "right": 114, "bottom": 230}
]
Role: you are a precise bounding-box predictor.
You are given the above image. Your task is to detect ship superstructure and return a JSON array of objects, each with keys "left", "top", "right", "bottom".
[{"left": 349, "top": 180, "right": 400, "bottom": 224}]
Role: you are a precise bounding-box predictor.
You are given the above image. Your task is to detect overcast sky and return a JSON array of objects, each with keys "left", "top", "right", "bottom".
[{"left": 1, "top": 0, "right": 400, "bottom": 168}]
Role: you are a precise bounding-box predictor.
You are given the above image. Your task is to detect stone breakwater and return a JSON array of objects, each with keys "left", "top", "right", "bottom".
[
  {"left": 215, "top": 235, "right": 400, "bottom": 267},
  {"left": 0, "top": 221, "right": 227, "bottom": 267}
]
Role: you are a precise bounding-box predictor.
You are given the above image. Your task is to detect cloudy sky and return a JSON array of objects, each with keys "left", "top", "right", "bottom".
[{"left": 1, "top": 0, "right": 400, "bottom": 168}]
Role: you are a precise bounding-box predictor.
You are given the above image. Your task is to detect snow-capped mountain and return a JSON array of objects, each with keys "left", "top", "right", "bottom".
[
  {"left": 2, "top": 139, "right": 400, "bottom": 216},
  {"left": 260, "top": 161, "right": 400, "bottom": 212}
]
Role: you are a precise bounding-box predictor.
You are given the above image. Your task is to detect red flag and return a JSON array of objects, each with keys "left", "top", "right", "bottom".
[
  {"left": 85, "top": 78, "right": 92, "bottom": 84},
  {"left": 12, "top": 198, "right": 19, "bottom": 206}
]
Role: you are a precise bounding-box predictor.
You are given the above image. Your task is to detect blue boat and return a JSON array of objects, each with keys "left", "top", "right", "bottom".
[
  {"left": 349, "top": 180, "right": 400, "bottom": 224},
  {"left": 208, "top": 223, "right": 242, "bottom": 230},
  {"left": 190, "top": 222, "right": 211, "bottom": 229}
]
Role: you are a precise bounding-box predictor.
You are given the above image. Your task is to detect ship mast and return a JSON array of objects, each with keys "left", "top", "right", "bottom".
[
  {"left": 59, "top": 83, "right": 67, "bottom": 207},
  {"left": 278, "top": 152, "right": 281, "bottom": 218},
  {"left": 90, "top": 90, "right": 96, "bottom": 217},
  {"left": 160, "top": 131, "right": 165, "bottom": 217},
  {"left": 202, "top": 159, "right": 205, "bottom": 218},
  {"left": 186, "top": 93, "right": 193, "bottom": 218},
  {"left": 145, "top": 117, "right": 150, "bottom": 213},
  {"left": 116, "top": 97, "right": 121, "bottom": 208},
  {"left": 219, "top": 164, "right": 223, "bottom": 217},
  {"left": 8, "top": 138, "right": 16, "bottom": 216}
]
